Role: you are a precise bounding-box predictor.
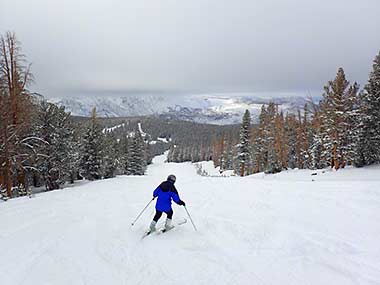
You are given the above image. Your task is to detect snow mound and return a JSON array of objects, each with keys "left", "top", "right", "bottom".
[{"left": 194, "top": 161, "right": 234, "bottom": 177}]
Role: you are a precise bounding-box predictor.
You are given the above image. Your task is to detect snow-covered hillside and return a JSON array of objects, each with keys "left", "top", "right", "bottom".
[
  {"left": 1, "top": 155, "right": 379, "bottom": 285},
  {"left": 50, "top": 94, "right": 309, "bottom": 124}
]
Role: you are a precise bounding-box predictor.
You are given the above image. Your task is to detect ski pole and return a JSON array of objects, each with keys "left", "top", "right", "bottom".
[
  {"left": 184, "top": 205, "right": 197, "bottom": 231},
  {"left": 131, "top": 197, "right": 155, "bottom": 226}
]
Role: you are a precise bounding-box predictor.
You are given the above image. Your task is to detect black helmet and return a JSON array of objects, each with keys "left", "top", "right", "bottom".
[{"left": 167, "top": 174, "right": 176, "bottom": 183}]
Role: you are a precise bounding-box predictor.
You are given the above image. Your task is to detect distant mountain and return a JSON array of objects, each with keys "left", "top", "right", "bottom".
[{"left": 50, "top": 94, "right": 313, "bottom": 125}]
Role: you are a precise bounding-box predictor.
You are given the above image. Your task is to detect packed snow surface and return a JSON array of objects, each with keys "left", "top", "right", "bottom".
[{"left": 1, "top": 155, "right": 380, "bottom": 285}]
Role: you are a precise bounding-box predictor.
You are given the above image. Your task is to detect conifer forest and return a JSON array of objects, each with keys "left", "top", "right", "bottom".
[{"left": 1, "top": 31, "right": 379, "bottom": 200}]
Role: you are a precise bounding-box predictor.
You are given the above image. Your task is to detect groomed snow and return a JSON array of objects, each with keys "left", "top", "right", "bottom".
[{"left": 1, "top": 155, "right": 380, "bottom": 285}]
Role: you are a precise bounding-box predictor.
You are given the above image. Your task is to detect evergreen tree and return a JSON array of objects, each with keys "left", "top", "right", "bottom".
[
  {"left": 119, "top": 135, "right": 130, "bottom": 174},
  {"left": 299, "top": 104, "right": 312, "bottom": 169},
  {"left": 237, "top": 109, "right": 252, "bottom": 176},
  {"left": 355, "top": 52, "right": 380, "bottom": 166},
  {"left": 67, "top": 135, "right": 80, "bottom": 184},
  {"left": 253, "top": 105, "right": 267, "bottom": 173},
  {"left": 103, "top": 131, "right": 119, "bottom": 178},
  {"left": 265, "top": 103, "right": 281, "bottom": 173},
  {"left": 36, "top": 101, "right": 74, "bottom": 190},
  {"left": 285, "top": 113, "right": 298, "bottom": 169},
  {"left": 320, "top": 68, "right": 358, "bottom": 169},
  {"left": 127, "top": 128, "right": 146, "bottom": 175},
  {"left": 80, "top": 108, "right": 104, "bottom": 180},
  {"left": 309, "top": 106, "right": 325, "bottom": 169},
  {"left": 219, "top": 137, "right": 226, "bottom": 172}
]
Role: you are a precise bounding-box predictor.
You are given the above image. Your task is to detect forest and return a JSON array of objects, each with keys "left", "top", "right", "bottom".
[
  {"left": 169, "top": 59, "right": 380, "bottom": 176},
  {"left": 1, "top": 31, "right": 379, "bottom": 200}
]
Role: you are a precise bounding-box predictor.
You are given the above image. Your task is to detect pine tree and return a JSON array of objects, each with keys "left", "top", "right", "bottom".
[
  {"left": 253, "top": 105, "right": 267, "bottom": 173},
  {"left": 275, "top": 110, "right": 286, "bottom": 169},
  {"left": 320, "top": 68, "right": 358, "bottom": 169},
  {"left": 237, "top": 109, "right": 252, "bottom": 176},
  {"left": 118, "top": 135, "right": 130, "bottom": 174},
  {"left": 80, "top": 108, "right": 104, "bottom": 180},
  {"left": 127, "top": 127, "right": 146, "bottom": 175},
  {"left": 309, "top": 105, "right": 325, "bottom": 169},
  {"left": 36, "top": 101, "right": 74, "bottom": 190},
  {"left": 103, "top": 131, "right": 119, "bottom": 179},
  {"left": 355, "top": 51, "right": 380, "bottom": 166},
  {"left": 299, "top": 104, "right": 312, "bottom": 169},
  {"left": 219, "top": 137, "right": 226, "bottom": 172},
  {"left": 285, "top": 113, "right": 298, "bottom": 169},
  {"left": 67, "top": 135, "right": 80, "bottom": 184},
  {"left": 344, "top": 82, "right": 360, "bottom": 165},
  {"left": 265, "top": 103, "right": 281, "bottom": 173}
]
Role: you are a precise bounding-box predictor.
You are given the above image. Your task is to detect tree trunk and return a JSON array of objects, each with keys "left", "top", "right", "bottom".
[{"left": 240, "top": 162, "right": 245, "bottom": 177}]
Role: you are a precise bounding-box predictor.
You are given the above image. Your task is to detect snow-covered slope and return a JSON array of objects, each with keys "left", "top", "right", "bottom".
[
  {"left": 50, "top": 94, "right": 310, "bottom": 124},
  {"left": 1, "top": 156, "right": 379, "bottom": 285}
]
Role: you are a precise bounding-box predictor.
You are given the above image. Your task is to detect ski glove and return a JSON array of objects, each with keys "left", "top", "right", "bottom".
[{"left": 179, "top": 200, "right": 186, "bottom": 206}]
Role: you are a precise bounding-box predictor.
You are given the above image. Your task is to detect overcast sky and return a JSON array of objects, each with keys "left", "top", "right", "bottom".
[{"left": 1, "top": 0, "right": 380, "bottom": 98}]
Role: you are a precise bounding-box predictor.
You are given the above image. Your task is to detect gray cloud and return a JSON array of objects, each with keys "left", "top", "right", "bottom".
[{"left": 1, "top": 0, "right": 379, "bottom": 98}]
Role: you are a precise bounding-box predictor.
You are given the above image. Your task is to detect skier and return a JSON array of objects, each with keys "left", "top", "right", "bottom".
[{"left": 149, "top": 174, "right": 186, "bottom": 232}]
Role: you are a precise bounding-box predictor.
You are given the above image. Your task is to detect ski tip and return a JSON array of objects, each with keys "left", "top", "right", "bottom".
[{"left": 141, "top": 231, "right": 151, "bottom": 240}]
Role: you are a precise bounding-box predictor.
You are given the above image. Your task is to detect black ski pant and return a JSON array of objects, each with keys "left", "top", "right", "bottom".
[{"left": 153, "top": 209, "right": 173, "bottom": 222}]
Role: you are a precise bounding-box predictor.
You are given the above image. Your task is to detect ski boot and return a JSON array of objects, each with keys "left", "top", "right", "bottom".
[
  {"left": 149, "top": 220, "right": 157, "bottom": 232},
  {"left": 164, "top": 218, "right": 174, "bottom": 231}
]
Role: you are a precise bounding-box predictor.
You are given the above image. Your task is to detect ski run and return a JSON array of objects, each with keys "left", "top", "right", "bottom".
[{"left": 1, "top": 153, "right": 380, "bottom": 285}]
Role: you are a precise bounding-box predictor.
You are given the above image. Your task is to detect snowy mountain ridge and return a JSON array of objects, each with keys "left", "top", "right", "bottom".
[{"left": 50, "top": 94, "right": 311, "bottom": 124}]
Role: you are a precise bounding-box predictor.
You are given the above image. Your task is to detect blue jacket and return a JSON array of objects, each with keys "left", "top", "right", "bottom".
[{"left": 153, "top": 181, "right": 181, "bottom": 212}]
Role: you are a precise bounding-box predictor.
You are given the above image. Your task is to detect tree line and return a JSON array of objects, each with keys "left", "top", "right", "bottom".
[
  {"left": 228, "top": 55, "right": 379, "bottom": 176},
  {"left": 0, "top": 32, "right": 150, "bottom": 200},
  {"left": 1, "top": 31, "right": 378, "bottom": 199},
  {"left": 168, "top": 52, "right": 380, "bottom": 176}
]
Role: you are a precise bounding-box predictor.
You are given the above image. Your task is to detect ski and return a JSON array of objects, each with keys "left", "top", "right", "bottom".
[
  {"left": 158, "top": 218, "right": 187, "bottom": 234},
  {"left": 141, "top": 230, "right": 153, "bottom": 240},
  {"left": 142, "top": 218, "right": 187, "bottom": 239}
]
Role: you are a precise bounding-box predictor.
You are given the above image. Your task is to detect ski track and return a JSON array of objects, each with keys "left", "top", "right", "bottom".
[{"left": 1, "top": 154, "right": 380, "bottom": 285}]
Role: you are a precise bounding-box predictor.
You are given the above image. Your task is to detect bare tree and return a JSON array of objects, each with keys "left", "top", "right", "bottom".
[{"left": 0, "top": 32, "right": 34, "bottom": 198}]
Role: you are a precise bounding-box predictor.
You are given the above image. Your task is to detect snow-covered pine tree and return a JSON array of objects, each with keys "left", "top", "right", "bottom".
[
  {"left": 265, "top": 103, "right": 281, "bottom": 173},
  {"left": 237, "top": 109, "right": 252, "bottom": 176},
  {"left": 309, "top": 104, "right": 325, "bottom": 169},
  {"left": 224, "top": 138, "right": 235, "bottom": 171},
  {"left": 118, "top": 135, "right": 130, "bottom": 174},
  {"left": 285, "top": 113, "right": 298, "bottom": 169},
  {"left": 67, "top": 136, "right": 80, "bottom": 184},
  {"left": 191, "top": 146, "right": 200, "bottom": 162},
  {"left": 212, "top": 137, "right": 222, "bottom": 168},
  {"left": 253, "top": 105, "right": 267, "bottom": 173},
  {"left": 275, "top": 110, "right": 286, "bottom": 169},
  {"left": 64, "top": 118, "right": 83, "bottom": 184},
  {"left": 167, "top": 145, "right": 176, "bottom": 162},
  {"left": 127, "top": 127, "right": 146, "bottom": 175},
  {"left": 355, "top": 51, "right": 380, "bottom": 166},
  {"left": 219, "top": 136, "right": 226, "bottom": 172},
  {"left": 80, "top": 108, "right": 104, "bottom": 180},
  {"left": 36, "top": 101, "right": 75, "bottom": 190},
  {"left": 343, "top": 82, "right": 360, "bottom": 165},
  {"left": 145, "top": 141, "right": 153, "bottom": 165},
  {"left": 320, "top": 68, "right": 357, "bottom": 170},
  {"left": 299, "top": 104, "right": 312, "bottom": 169},
  {"left": 103, "top": 131, "right": 119, "bottom": 179}
]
